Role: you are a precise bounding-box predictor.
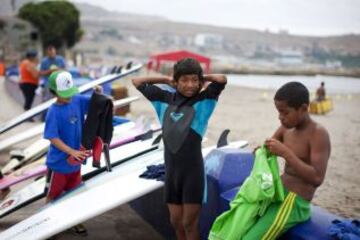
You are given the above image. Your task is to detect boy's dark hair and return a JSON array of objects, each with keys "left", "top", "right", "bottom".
[
  {"left": 25, "top": 49, "right": 37, "bottom": 59},
  {"left": 173, "top": 58, "right": 204, "bottom": 82},
  {"left": 274, "top": 82, "right": 309, "bottom": 109},
  {"left": 46, "top": 45, "right": 56, "bottom": 50},
  {"left": 50, "top": 89, "right": 57, "bottom": 96}
]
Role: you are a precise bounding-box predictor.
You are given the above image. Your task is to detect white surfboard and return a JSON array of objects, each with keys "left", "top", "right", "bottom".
[
  {"left": 0, "top": 139, "right": 248, "bottom": 240},
  {"left": 0, "top": 118, "right": 152, "bottom": 194},
  {"left": 0, "top": 135, "right": 161, "bottom": 219},
  {"left": 0, "top": 64, "right": 142, "bottom": 135},
  {"left": 1, "top": 140, "right": 49, "bottom": 175},
  {"left": 0, "top": 96, "right": 139, "bottom": 152},
  {"left": 0, "top": 96, "right": 140, "bottom": 175}
]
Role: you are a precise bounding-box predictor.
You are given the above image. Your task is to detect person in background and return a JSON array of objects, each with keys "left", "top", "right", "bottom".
[
  {"left": 0, "top": 58, "right": 5, "bottom": 76},
  {"left": 39, "top": 45, "right": 66, "bottom": 120},
  {"left": 19, "top": 50, "right": 40, "bottom": 113},
  {"left": 316, "top": 82, "right": 326, "bottom": 101}
]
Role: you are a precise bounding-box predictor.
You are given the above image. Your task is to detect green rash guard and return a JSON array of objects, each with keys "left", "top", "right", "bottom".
[
  {"left": 209, "top": 146, "right": 311, "bottom": 240},
  {"left": 209, "top": 146, "right": 284, "bottom": 240}
]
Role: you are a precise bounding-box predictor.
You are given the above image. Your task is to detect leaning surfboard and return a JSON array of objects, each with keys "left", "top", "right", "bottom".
[
  {"left": 0, "top": 138, "right": 248, "bottom": 240},
  {"left": 0, "top": 133, "right": 161, "bottom": 219},
  {"left": 0, "top": 64, "right": 142, "bottom": 134},
  {"left": 0, "top": 96, "right": 139, "bottom": 152},
  {"left": 0, "top": 124, "right": 159, "bottom": 191},
  {"left": 0, "top": 96, "right": 140, "bottom": 175}
]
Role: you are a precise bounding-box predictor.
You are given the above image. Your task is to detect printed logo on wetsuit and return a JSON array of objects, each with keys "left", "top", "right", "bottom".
[{"left": 170, "top": 112, "right": 184, "bottom": 122}]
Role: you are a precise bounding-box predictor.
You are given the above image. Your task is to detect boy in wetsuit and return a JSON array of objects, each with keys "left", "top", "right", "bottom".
[
  {"left": 133, "top": 58, "right": 227, "bottom": 240},
  {"left": 243, "top": 82, "right": 331, "bottom": 239}
]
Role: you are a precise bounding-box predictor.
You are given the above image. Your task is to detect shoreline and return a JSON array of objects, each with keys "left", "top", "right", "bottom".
[{"left": 214, "top": 66, "right": 360, "bottom": 78}]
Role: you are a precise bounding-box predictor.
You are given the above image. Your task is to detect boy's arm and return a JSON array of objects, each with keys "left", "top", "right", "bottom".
[
  {"left": 271, "top": 126, "right": 285, "bottom": 141},
  {"left": 266, "top": 127, "right": 330, "bottom": 187},
  {"left": 132, "top": 76, "right": 172, "bottom": 88},
  {"left": 203, "top": 74, "right": 227, "bottom": 84},
  {"left": 254, "top": 126, "right": 284, "bottom": 153},
  {"left": 39, "top": 61, "right": 51, "bottom": 76},
  {"left": 201, "top": 74, "right": 227, "bottom": 99},
  {"left": 49, "top": 138, "right": 89, "bottom": 161}
]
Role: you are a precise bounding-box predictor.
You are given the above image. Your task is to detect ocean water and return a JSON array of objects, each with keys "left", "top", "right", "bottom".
[{"left": 227, "top": 74, "right": 360, "bottom": 94}]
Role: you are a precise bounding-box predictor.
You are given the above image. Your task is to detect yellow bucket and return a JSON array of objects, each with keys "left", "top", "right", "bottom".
[{"left": 309, "top": 98, "right": 333, "bottom": 115}]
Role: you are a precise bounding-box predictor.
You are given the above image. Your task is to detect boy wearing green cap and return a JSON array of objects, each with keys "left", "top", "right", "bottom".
[{"left": 44, "top": 70, "right": 90, "bottom": 236}]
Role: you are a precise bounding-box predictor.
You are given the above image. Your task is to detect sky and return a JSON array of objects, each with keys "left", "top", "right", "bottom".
[{"left": 72, "top": 0, "right": 360, "bottom": 36}]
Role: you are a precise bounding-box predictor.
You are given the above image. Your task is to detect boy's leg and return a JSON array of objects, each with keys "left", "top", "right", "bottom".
[
  {"left": 183, "top": 203, "right": 201, "bottom": 240},
  {"left": 64, "top": 170, "right": 82, "bottom": 191},
  {"left": 63, "top": 170, "right": 87, "bottom": 237},
  {"left": 168, "top": 204, "right": 186, "bottom": 240},
  {"left": 243, "top": 192, "right": 311, "bottom": 240},
  {"left": 45, "top": 170, "right": 67, "bottom": 203}
]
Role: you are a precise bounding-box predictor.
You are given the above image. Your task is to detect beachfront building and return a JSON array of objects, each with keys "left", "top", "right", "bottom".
[
  {"left": 0, "top": 16, "right": 41, "bottom": 65},
  {"left": 276, "top": 50, "right": 304, "bottom": 65},
  {"left": 195, "top": 33, "right": 224, "bottom": 50}
]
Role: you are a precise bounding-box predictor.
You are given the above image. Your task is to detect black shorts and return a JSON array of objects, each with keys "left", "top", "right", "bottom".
[{"left": 164, "top": 131, "right": 205, "bottom": 204}]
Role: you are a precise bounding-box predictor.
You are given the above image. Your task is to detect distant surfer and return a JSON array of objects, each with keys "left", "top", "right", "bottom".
[{"left": 316, "top": 81, "right": 326, "bottom": 101}]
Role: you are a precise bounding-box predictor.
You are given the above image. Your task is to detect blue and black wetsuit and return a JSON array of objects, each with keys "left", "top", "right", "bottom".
[{"left": 137, "top": 82, "right": 225, "bottom": 204}]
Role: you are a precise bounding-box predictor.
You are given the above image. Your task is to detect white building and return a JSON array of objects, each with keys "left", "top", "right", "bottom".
[
  {"left": 194, "top": 33, "right": 223, "bottom": 49},
  {"left": 276, "top": 50, "right": 304, "bottom": 65}
]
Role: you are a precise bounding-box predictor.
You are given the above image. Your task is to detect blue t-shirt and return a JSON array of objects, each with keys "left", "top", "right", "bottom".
[
  {"left": 44, "top": 95, "right": 90, "bottom": 173},
  {"left": 40, "top": 55, "right": 66, "bottom": 86}
]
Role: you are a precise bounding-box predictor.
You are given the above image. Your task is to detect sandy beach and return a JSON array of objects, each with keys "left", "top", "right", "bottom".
[
  {"left": 0, "top": 74, "right": 359, "bottom": 239},
  {"left": 128, "top": 78, "right": 360, "bottom": 219}
]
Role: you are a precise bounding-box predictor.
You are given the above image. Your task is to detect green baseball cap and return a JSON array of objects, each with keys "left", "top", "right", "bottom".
[{"left": 49, "top": 71, "right": 78, "bottom": 98}]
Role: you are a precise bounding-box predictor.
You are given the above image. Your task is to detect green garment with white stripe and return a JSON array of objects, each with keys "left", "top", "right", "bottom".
[{"left": 209, "top": 146, "right": 285, "bottom": 240}]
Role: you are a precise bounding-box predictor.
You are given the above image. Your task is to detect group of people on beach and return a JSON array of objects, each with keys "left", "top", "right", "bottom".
[
  {"left": 18, "top": 45, "right": 65, "bottom": 114},
  {"left": 14, "top": 46, "right": 331, "bottom": 239}
]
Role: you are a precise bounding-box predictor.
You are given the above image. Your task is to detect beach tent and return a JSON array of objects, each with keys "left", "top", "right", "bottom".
[{"left": 147, "top": 50, "right": 211, "bottom": 73}]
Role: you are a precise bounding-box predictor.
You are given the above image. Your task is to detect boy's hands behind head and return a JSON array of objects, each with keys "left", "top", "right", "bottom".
[{"left": 162, "top": 75, "right": 174, "bottom": 86}]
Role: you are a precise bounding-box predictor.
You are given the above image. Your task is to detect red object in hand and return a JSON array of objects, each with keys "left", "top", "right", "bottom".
[
  {"left": 92, "top": 137, "right": 104, "bottom": 168},
  {"left": 67, "top": 145, "right": 91, "bottom": 166}
]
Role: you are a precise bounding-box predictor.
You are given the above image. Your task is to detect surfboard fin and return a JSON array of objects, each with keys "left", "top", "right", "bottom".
[
  {"left": 217, "top": 129, "right": 230, "bottom": 148},
  {"left": 116, "top": 66, "right": 123, "bottom": 74},
  {"left": 126, "top": 61, "right": 133, "bottom": 70},
  {"left": 110, "top": 66, "right": 117, "bottom": 74},
  {"left": 152, "top": 133, "right": 162, "bottom": 146}
]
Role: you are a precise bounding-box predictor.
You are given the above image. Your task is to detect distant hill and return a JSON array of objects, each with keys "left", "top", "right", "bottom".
[
  {"left": 1, "top": 1, "right": 359, "bottom": 67},
  {"left": 73, "top": 2, "right": 360, "bottom": 57}
]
